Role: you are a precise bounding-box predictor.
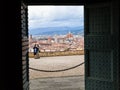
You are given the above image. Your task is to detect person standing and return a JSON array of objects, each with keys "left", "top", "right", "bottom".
[{"left": 33, "top": 44, "right": 40, "bottom": 59}]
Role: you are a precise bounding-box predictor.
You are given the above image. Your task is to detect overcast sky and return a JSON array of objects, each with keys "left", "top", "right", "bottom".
[{"left": 28, "top": 6, "right": 84, "bottom": 30}]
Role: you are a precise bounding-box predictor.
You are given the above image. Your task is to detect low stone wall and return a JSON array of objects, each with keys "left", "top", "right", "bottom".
[{"left": 29, "top": 50, "right": 84, "bottom": 58}]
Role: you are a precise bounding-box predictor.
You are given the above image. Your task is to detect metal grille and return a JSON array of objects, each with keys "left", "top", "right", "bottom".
[
  {"left": 88, "top": 50, "right": 112, "bottom": 80},
  {"left": 88, "top": 7, "right": 111, "bottom": 34},
  {"left": 84, "top": 3, "right": 117, "bottom": 90}
]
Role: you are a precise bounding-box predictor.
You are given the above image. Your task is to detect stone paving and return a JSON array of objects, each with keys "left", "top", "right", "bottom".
[
  {"left": 29, "top": 55, "right": 84, "bottom": 90},
  {"left": 29, "top": 55, "right": 84, "bottom": 79},
  {"left": 30, "top": 75, "right": 85, "bottom": 90}
]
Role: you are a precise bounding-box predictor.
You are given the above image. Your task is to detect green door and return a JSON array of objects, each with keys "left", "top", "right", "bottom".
[{"left": 84, "top": 2, "right": 119, "bottom": 90}]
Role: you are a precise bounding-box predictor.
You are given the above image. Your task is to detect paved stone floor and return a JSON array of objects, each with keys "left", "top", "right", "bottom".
[
  {"left": 29, "top": 55, "right": 85, "bottom": 90},
  {"left": 30, "top": 75, "right": 85, "bottom": 90},
  {"left": 29, "top": 55, "right": 84, "bottom": 79}
]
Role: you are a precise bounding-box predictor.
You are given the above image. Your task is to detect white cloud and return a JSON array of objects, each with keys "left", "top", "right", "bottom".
[{"left": 28, "top": 6, "right": 84, "bottom": 29}]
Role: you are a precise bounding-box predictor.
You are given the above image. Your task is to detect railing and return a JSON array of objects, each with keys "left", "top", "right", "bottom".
[{"left": 29, "top": 62, "right": 84, "bottom": 72}]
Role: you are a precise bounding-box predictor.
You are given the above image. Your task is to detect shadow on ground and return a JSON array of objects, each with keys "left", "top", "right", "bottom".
[{"left": 30, "top": 75, "right": 85, "bottom": 90}]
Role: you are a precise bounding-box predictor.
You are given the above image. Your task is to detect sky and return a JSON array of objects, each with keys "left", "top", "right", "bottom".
[{"left": 28, "top": 6, "right": 84, "bottom": 30}]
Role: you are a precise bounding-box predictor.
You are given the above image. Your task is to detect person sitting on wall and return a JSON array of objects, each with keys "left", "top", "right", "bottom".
[{"left": 33, "top": 44, "right": 40, "bottom": 59}]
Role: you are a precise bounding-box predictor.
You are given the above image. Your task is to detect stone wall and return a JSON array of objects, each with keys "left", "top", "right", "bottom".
[{"left": 29, "top": 50, "right": 84, "bottom": 58}]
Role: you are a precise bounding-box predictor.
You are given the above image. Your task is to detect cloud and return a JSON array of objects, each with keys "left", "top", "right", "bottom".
[{"left": 28, "top": 6, "right": 84, "bottom": 29}]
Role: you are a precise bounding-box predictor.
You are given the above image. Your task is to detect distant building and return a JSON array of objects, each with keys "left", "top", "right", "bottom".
[
  {"left": 66, "top": 31, "right": 73, "bottom": 39},
  {"left": 29, "top": 34, "right": 37, "bottom": 44},
  {"left": 29, "top": 33, "right": 84, "bottom": 52},
  {"left": 57, "top": 37, "right": 65, "bottom": 43}
]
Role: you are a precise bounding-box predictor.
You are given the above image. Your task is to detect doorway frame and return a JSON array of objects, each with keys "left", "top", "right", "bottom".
[{"left": 20, "top": 0, "right": 120, "bottom": 88}]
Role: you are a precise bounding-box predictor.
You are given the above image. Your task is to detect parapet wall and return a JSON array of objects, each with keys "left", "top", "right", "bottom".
[{"left": 29, "top": 50, "right": 84, "bottom": 58}]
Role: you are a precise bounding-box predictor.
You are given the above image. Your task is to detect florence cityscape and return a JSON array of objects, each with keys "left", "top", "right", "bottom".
[
  {"left": 29, "top": 31, "right": 84, "bottom": 53},
  {"left": 28, "top": 6, "right": 84, "bottom": 54}
]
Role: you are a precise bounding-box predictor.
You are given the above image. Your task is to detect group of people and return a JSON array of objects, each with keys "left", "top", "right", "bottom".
[{"left": 33, "top": 44, "right": 40, "bottom": 59}]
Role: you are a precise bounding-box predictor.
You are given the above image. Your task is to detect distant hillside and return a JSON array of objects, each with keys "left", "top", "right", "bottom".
[{"left": 29, "top": 26, "right": 84, "bottom": 36}]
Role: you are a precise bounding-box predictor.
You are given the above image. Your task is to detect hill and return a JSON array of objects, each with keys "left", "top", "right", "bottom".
[{"left": 29, "top": 26, "right": 84, "bottom": 36}]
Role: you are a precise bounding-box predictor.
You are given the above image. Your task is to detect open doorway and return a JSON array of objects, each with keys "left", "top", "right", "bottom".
[{"left": 28, "top": 6, "right": 84, "bottom": 90}]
